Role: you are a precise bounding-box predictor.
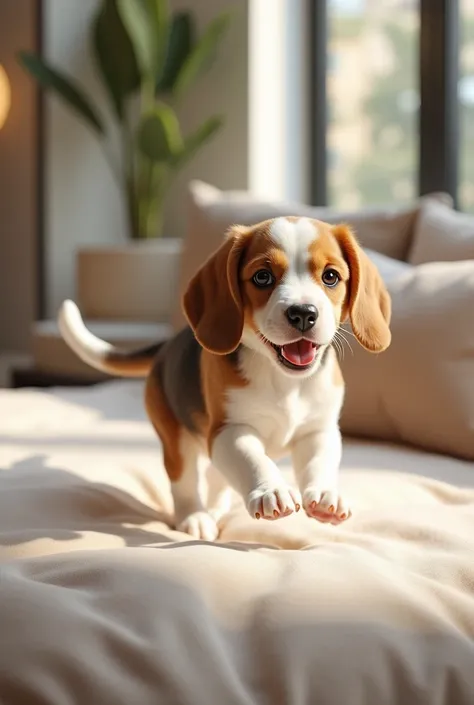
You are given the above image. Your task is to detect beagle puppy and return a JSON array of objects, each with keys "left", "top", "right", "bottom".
[{"left": 59, "top": 217, "right": 391, "bottom": 541}]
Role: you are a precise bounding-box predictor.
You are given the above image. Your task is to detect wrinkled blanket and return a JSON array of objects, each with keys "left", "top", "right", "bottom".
[{"left": 1, "top": 380, "right": 473, "bottom": 704}]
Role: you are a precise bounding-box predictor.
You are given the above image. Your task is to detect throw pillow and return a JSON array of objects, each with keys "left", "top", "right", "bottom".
[
  {"left": 340, "top": 253, "right": 474, "bottom": 461},
  {"left": 408, "top": 198, "right": 474, "bottom": 264}
]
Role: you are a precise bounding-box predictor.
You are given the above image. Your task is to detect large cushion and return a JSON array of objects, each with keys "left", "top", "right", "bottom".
[
  {"left": 340, "top": 254, "right": 474, "bottom": 460},
  {"left": 409, "top": 197, "right": 474, "bottom": 264},
  {"left": 0, "top": 382, "right": 474, "bottom": 704},
  {"left": 173, "top": 181, "right": 451, "bottom": 328}
]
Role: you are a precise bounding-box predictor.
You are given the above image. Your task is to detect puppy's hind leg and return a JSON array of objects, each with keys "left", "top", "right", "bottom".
[
  {"left": 171, "top": 430, "right": 222, "bottom": 541},
  {"left": 146, "top": 376, "right": 219, "bottom": 541},
  {"left": 172, "top": 436, "right": 233, "bottom": 540}
]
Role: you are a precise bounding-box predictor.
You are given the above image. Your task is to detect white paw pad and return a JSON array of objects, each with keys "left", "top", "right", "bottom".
[
  {"left": 247, "top": 486, "right": 301, "bottom": 521},
  {"left": 177, "top": 511, "right": 219, "bottom": 541},
  {"left": 302, "top": 488, "right": 351, "bottom": 525}
]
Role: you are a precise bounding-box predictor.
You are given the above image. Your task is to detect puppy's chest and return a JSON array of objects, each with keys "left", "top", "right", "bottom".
[{"left": 224, "top": 369, "right": 336, "bottom": 457}]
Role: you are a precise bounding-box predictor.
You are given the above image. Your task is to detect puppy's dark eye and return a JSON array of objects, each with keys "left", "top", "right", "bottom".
[
  {"left": 252, "top": 269, "right": 275, "bottom": 288},
  {"left": 322, "top": 268, "right": 340, "bottom": 287}
]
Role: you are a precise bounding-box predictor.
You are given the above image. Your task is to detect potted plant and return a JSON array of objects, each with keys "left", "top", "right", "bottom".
[{"left": 18, "top": 0, "right": 230, "bottom": 320}]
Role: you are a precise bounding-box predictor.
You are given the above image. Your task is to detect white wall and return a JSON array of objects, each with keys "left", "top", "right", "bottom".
[
  {"left": 164, "top": 0, "right": 250, "bottom": 239},
  {"left": 44, "top": 0, "right": 249, "bottom": 317},
  {"left": 248, "top": 0, "right": 310, "bottom": 203},
  {"left": 44, "top": 0, "right": 309, "bottom": 318}
]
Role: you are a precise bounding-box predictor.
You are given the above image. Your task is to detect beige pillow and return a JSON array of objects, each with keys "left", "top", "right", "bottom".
[
  {"left": 340, "top": 253, "right": 474, "bottom": 461},
  {"left": 409, "top": 198, "right": 474, "bottom": 264},
  {"left": 173, "top": 181, "right": 451, "bottom": 328}
]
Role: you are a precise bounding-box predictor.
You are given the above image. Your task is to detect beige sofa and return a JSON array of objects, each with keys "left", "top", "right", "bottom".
[{"left": 0, "top": 183, "right": 473, "bottom": 704}]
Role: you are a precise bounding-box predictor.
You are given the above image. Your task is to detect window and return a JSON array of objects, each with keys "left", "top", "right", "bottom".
[
  {"left": 310, "top": 0, "right": 463, "bottom": 210},
  {"left": 327, "top": 0, "right": 419, "bottom": 208}
]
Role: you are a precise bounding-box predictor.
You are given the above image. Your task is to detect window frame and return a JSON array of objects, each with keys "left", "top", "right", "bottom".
[
  {"left": 309, "top": 0, "right": 328, "bottom": 206},
  {"left": 419, "top": 0, "right": 459, "bottom": 205}
]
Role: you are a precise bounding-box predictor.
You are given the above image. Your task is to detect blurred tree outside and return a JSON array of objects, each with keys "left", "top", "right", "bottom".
[
  {"left": 329, "top": 0, "right": 474, "bottom": 212},
  {"left": 351, "top": 21, "right": 418, "bottom": 205},
  {"left": 328, "top": 3, "right": 419, "bottom": 208}
]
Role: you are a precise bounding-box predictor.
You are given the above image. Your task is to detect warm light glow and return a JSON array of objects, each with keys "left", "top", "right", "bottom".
[{"left": 0, "top": 65, "right": 11, "bottom": 129}]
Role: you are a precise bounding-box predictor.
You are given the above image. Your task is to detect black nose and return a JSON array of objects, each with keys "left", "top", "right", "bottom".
[{"left": 285, "top": 304, "right": 318, "bottom": 333}]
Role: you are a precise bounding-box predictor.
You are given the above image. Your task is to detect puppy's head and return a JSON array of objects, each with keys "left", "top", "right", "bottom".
[{"left": 183, "top": 217, "right": 391, "bottom": 377}]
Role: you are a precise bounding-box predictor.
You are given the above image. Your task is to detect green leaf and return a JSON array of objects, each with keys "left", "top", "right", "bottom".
[
  {"left": 92, "top": 0, "right": 140, "bottom": 120},
  {"left": 157, "top": 12, "right": 194, "bottom": 94},
  {"left": 117, "top": 0, "right": 168, "bottom": 80},
  {"left": 173, "top": 11, "right": 231, "bottom": 97},
  {"left": 137, "top": 104, "right": 183, "bottom": 162},
  {"left": 17, "top": 51, "right": 104, "bottom": 134},
  {"left": 145, "top": 0, "right": 169, "bottom": 70},
  {"left": 117, "top": 0, "right": 154, "bottom": 77},
  {"left": 172, "top": 115, "right": 223, "bottom": 169}
]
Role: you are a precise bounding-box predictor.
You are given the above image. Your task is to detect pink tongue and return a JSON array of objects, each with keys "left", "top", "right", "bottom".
[{"left": 281, "top": 340, "right": 316, "bottom": 366}]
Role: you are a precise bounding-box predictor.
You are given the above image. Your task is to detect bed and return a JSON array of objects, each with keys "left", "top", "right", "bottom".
[{"left": 1, "top": 379, "right": 474, "bottom": 704}]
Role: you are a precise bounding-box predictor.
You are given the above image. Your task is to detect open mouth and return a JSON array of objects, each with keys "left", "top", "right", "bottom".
[{"left": 262, "top": 337, "right": 320, "bottom": 371}]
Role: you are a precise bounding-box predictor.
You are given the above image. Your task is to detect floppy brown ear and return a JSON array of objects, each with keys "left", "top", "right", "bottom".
[
  {"left": 182, "top": 227, "right": 249, "bottom": 354},
  {"left": 333, "top": 225, "right": 391, "bottom": 353}
]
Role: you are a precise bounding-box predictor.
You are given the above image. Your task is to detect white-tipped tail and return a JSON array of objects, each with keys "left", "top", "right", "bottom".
[
  {"left": 58, "top": 299, "right": 114, "bottom": 373},
  {"left": 57, "top": 300, "right": 157, "bottom": 377}
]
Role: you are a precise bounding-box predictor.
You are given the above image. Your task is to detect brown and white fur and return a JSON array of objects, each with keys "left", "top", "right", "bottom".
[{"left": 58, "top": 217, "right": 391, "bottom": 541}]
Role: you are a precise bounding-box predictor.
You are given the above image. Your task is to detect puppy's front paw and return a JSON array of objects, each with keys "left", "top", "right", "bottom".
[
  {"left": 247, "top": 486, "right": 301, "bottom": 521},
  {"left": 302, "top": 488, "right": 351, "bottom": 525},
  {"left": 177, "top": 511, "right": 219, "bottom": 541}
]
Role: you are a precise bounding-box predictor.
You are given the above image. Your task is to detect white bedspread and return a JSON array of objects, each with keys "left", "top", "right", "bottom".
[{"left": 1, "top": 381, "right": 473, "bottom": 704}]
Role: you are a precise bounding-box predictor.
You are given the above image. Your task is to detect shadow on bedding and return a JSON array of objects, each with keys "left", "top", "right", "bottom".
[{"left": 0, "top": 454, "right": 176, "bottom": 550}]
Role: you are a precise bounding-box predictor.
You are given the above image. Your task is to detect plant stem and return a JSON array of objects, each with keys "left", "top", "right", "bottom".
[
  {"left": 144, "top": 163, "right": 166, "bottom": 238},
  {"left": 125, "top": 176, "right": 139, "bottom": 240},
  {"left": 142, "top": 77, "right": 155, "bottom": 114},
  {"left": 137, "top": 158, "right": 151, "bottom": 238},
  {"left": 133, "top": 75, "right": 161, "bottom": 239},
  {"left": 120, "top": 97, "right": 140, "bottom": 239},
  {"left": 147, "top": 195, "right": 164, "bottom": 239}
]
